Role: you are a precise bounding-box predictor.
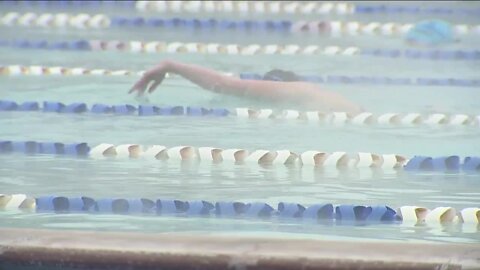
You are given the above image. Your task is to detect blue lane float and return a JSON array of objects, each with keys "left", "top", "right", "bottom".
[
  {"left": 303, "top": 204, "right": 335, "bottom": 219},
  {"left": 432, "top": 156, "right": 460, "bottom": 171},
  {"left": 244, "top": 202, "right": 275, "bottom": 218},
  {"left": 2, "top": 100, "right": 34, "bottom": 110},
  {"left": 0, "top": 100, "right": 230, "bottom": 118},
  {"left": 94, "top": 198, "right": 155, "bottom": 214},
  {"left": 37, "top": 142, "right": 90, "bottom": 156},
  {"left": 11, "top": 141, "right": 38, "bottom": 154},
  {"left": 91, "top": 104, "right": 112, "bottom": 114},
  {"left": 159, "top": 106, "right": 184, "bottom": 116},
  {"left": 187, "top": 107, "right": 212, "bottom": 116},
  {"left": 155, "top": 199, "right": 208, "bottom": 215},
  {"left": 138, "top": 105, "right": 160, "bottom": 116},
  {"left": 239, "top": 73, "right": 480, "bottom": 87},
  {"left": 214, "top": 202, "right": 276, "bottom": 218},
  {"left": 38, "top": 142, "right": 63, "bottom": 155},
  {"left": 64, "top": 102, "right": 88, "bottom": 113},
  {"left": 40, "top": 101, "right": 87, "bottom": 114},
  {"left": 335, "top": 205, "right": 397, "bottom": 222},
  {"left": 278, "top": 202, "right": 306, "bottom": 218},
  {"left": 108, "top": 17, "right": 293, "bottom": 32},
  {"left": 463, "top": 157, "right": 480, "bottom": 171},
  {"left": 0, "top": 141, "right": 89, "bottom": 156},
  {"left": 156, "top": 199, "right": 186, "bottom": 215},
  {"left": 36, "top": 196, "right": 96, "bottom": 212},
  {"left": 403, "top": 156, "right": 463, "bottom": 171},
  {"left": 215, "top": 201, "right": 246, "bottom": 217},
  {"left": 43, "top": 101, "right": 65, "bottom": 113},
  {"left": 404, "top": 156, "right": 434, "bottom": 171},
  {"left": 18, "top": 101, "right": 39, "bottom": 111},
  {"left": 112, "top": 104, "right": 136, "bottom": 115},
  {"left": 185, "top": 200, "right": 215, "bottom": 216},
  {"left": 0, "top": 100, "right": 18, "bottom": 111}
]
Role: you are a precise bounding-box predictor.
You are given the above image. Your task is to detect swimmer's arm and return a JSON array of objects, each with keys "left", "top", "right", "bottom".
[
  {"left": 130, "top": 60, "right": 363, "bottom": 114},
  {"left": 130, "top": 60, "right": 241, "bottom": 96},
  {"left": 168, "top": 61, "right": 302, "bottom": 101},
  {"left": 168, "top": 61, "right": 363, "bottom": 113},
  {"left": 131, "top": 60, "right": 315, "bottom": 103}
]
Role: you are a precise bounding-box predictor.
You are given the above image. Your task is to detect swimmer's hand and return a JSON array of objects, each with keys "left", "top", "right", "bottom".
[
  {"left": 134, "top": 94, "right": 150, "bottom": 104},
  {"left": 129, "top": 61, "right": 170, "bottom": 96}
]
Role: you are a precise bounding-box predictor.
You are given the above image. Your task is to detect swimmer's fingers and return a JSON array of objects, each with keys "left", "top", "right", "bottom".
[
  {"left": 129, "top": 66, "right": 166, "bottom": 95},
  {"left": 128, "top": 82, "right": 139, "bottom": 94},
  {"left": 147, "top": 80, "right": 161, "bottom": 94},
  {"left": 128, "top": 82, "right": 143, "bottom": 95},
  {"left": 129, "top": 77, "right": 149, "bottom": 95},
  {"left": 129, "top": 83, "right": 147, "bottom": 96},
  {"left": 146, "top": 70, "right": 166, "bottom": 93}
]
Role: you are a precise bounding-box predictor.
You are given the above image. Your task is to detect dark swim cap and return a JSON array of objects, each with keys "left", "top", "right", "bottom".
[{"left": 263, "top": 69, "right": 301, "bottom": 82}]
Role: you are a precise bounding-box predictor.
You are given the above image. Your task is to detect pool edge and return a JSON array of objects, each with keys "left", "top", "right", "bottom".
[{"left": 0, "top": 228, "right": 479, "bottom": 269}]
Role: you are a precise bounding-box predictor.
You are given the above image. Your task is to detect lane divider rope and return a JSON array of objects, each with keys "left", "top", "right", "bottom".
[
  {"left": 1, "top": 12, "right": 479, "bottom": 36},
  {"left": 134, "top": 1, "right": 480, "bottom": 16},
  {"left": 2, "top": 39, "right": 479, "bottom": 60},
  {"left": 0, "top": 65, "right": 144, "bottom": 77},
  {"left": 2, "top": 1, "right": 479, "bottom": 16},
  {"left": 2, "top": 0, "right": 135, "bottom": 7},
  {"left": 0, "top": 194, "right": 479, "bottom": 224},
  {"left": 1, "top": 65, "right": 478, "bottom": 88},
  {"left": 1, "top": 140, "right": 479, "bottom": 172},
  {"left": 1, "top": 100, "right": 479, "bottom": 128},
  {"left": 240, "top": 73, "right": 480, "bottom": 87}
]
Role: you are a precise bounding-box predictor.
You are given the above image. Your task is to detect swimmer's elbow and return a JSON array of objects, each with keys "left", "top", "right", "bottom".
[
  {"left": 349, "top": 106, "right": 364, "bottom": 115},
  {"left": 337, "top": 101, "right": 364, "bottom": 115}
]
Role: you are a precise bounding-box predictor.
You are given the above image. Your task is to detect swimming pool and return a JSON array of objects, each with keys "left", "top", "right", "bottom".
[{"left": 0, "top": 1, "right": 480, "bottom": 268}]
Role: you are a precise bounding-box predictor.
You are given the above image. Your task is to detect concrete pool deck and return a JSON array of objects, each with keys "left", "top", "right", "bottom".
[{"left": 0, "top": 228, "right": 479, "bottom": 270}]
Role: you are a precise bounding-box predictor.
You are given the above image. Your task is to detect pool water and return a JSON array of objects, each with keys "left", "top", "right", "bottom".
[{"left": 0, "top": 1, "right": 479, "bottom": 244}]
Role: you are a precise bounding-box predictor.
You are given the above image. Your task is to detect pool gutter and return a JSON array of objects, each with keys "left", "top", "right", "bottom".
[{"left": 0, "top": 228, "right": 478, "bottom": 270}]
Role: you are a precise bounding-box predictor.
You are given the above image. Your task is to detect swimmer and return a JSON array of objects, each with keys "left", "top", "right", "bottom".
[
  {"left": 406, "top": 20, "right": 457, "bottom": 47},
  {"left": 129, "top": 60, "right": 363, "bottom": 114}
]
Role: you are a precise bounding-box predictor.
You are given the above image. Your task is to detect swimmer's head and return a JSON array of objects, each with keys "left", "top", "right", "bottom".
[{"left": 263, "top": 69, "right": 301, "bottom": 82}]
